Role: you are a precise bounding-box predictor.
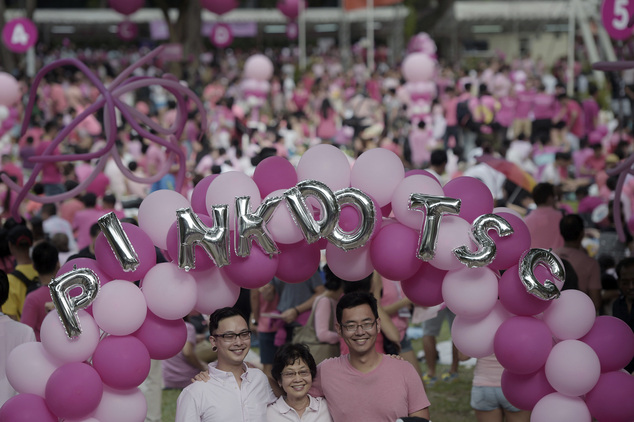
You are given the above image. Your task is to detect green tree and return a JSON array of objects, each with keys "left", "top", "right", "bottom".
[{"left": 404, "top": 0, "right": 455, "bottom": 38}]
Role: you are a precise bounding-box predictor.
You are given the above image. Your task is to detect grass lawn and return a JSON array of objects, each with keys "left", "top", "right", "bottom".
[{"left": 161, "top": 320, "right": 475, "bottom": 421}]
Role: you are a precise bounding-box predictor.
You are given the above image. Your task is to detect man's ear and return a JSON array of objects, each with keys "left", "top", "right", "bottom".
[
  {"left": 335, "top": 323, "right": 342, "bottom": 337},
  {"left": 376, "top": 318, "right": 381, "bottom": 334}
]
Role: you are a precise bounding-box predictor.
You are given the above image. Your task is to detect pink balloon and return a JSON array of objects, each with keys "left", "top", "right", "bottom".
[
  {"left": 442, "top": 267, "right": 499, "bottom": 319},
  {"left": 391, "top": 174, "right": 444, "bottom": 230},
  {"left": 401, "top": 263, "right": 446, "bottom": 306},
  {"left": 452, "top": 301, "right": 511, "bottom": 358},
  {"left": 206, "top": 171, "right": 262, "bottom": 228},
  {"left": 370, "top": 223, "right": 423, "bottom": 281},
  {"left": 277, "top": 0, "right": 305, "bottom": 19},
  {"left": 585, "top": 371, "right": 634, "bottom": 422},
  {"left": 92, "top": 280, "right": 147, "bottom": 336},
  {"left": 141, "top": 262, "right": 197, "bottom": 320},
  {"left": 253, "top": 156, "right": 298, "bottom": 198},
  {"left": 545, "top": 340, "right": 600, "bottom": 397},
  {"left": 351, "top": 148, "right": 405, "bottom": 207},
  {"left": 45, "top": 362, "right": 103, "bottom": 420},
  {"left": 401, "top": 53, "right": 435, "bottom": 82},
  {"left": 543, "top": 290, "right": 596, "bottom": 340},
  {"left": 337, "top": 197, "right": 383, "bottom": 239},
  {"left": 191, "top": 174, "right": 218, "bottom": 216},
  {"left": 108, "top": 0, "right": 144, "bottom": 15},
  {"left": 132, "top": 311, "right": 187, "bottom": 360},
  {"left": 501, "top": 367, "right": 556, "bottom": 411},
  {"left": 405, "top": 169, "right": 440, "bottom": 184},
  {"left": 201, "top": 0, "right": 238, "bottom": 15},
  {"left": 92, "top": 336, "right": 151, "bottom": 390},
  {"left": 221, "top": 242, "right": 279, "bottom": 289},
  {"left": 166, "top": 215, "right": 215, "bottom": 272},
  {"left": 0, "top": 394, "right": 57, "bottom": 422},
  {"left": 243, "top": 54, "right": 274, "bottom": 81},
  {"left": 0, "top": 72, "right": 21, "bottom": 106},
  {"left": 325, "top": 241, "right": 374, "bottom": 281},
  {"left": 531, "top": 393, "right": 591, "bottom": 422},
  {"left": 488, "top": 212, "right": 531, "bottom": 270},
  {"left": 493, "top": 206, "right": 523, "bottom": 219},
  {"left": 429, "top": 216, "right": 475, "bottom": 271},
  {"left": 494, "top": 316, "right": 553, "bottom": 375},
  {"left": 93, "top": 386, "right": 148, "bottom": 422},
  {"left": 94, "top": 223, "right": 157, "bottom": 281},
  {"left": 58, "top": 257, "right": 111, "bottom": 286},
  {"left": 6, "top": 342, "right": 61, "bottom": 397},
  {"left": 191, "top": 267, "right": 241, "bottom": 314},
  {"left": 296, "top": 144, "right": 351, "bottom": 191},
  {"left": 276, "top": 241, "right": 321, "bottom": 284},
  {"left": 442, "top": 177, "right": 494, "bottom": 223},
  {"left": 580, "top": 316, "right": 634, "bottom": 372},
  {"left": 498, "top": 264, "right": 551, "bottom": 316},
  {"left": 138, "top": 189, "right": 191, "bottom": 250},
  {"left": 40, "top": 310, "right": 101, "bottom": 364},
  {"left": 266, "top": 189, "right": 305, "bottom": 245}
]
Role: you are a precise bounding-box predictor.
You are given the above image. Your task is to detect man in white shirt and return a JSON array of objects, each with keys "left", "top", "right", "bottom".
[
  {"left": 41, "top": 203, "right": 78, "bottom": 254},
  {"left": 175, "top": 307, "right": 276, "bottom": 422}
]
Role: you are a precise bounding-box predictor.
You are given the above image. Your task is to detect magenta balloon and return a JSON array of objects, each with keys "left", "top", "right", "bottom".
[
  {"left": 452, "top": 301, "right": 511, "bottom": 359},
  {"left": 94, "top": 223, "right": 157, "bottom": 281},
  {"left": 252, "top": 156, "right": 298, "bottom": 198},
  {"left": 277, "top": 0, "right": 305, "bottom": 19},
  {"left": 544, "top": 340, "right": 600, "bottom": 397},
  {"left": 190, "top": 174, "right": 218, "bottom": 216},
  {"left": 243, "top": 54, "right": 274, "bottom": 81},
  {"left": 166, "top": 215, "right": 215, "bottom": 272},
  {"left": 92, "top": 335, "right": 151, "bottom": 390},
  {"left": 543, "top": 290, "right": 596, "bottom": 340},
  {"left": 58, "top": 257, "right": 111, "bottom": 286},
  {"left": 381, "top": 202, "right": 392, "bottom": 217},
  {"left": 488, "top": 212, "right": 531, "bottom": 270},
  {"left": 498, "top": 264, "right": 551, "bottom": 316},
  {"left": 325, "top": 242, "right": 374, "bottom": 281},
  {"left": 0, "top": 394, "right": 57, "bottom": 422},
  {"left": 585, "top": 371, "right": 634, "bottom": 422},
  {"left": 222, "top": 243, "right": 279, "bottom": 289},
  {"left": 501, "top": 368, "right": 556, "bottom": 411},
  {"left": 370, "top": 223, "right": 423, "bottom": 281},
  {"left": 442, "top": 177, "right": 494, "bottom": 223},
  {"left": 276, "top": 241, "right": 321, "bottom": 284},
  {"left": 401, "top": 53, "right": 435, "bottom": 82},
  {"left": 442, "top": 267, "right": 499, "bottom": 319},
  {"left": 191, "top": 267, "right": 241, "bottom": 314},
  {"left": 133, "top": 311, "right": 187, "bottom": 360},
  {"left": 201, "top": 0, "right": 238, "bottom": 15},
  {"left": 92, "top": 280, "right": 148, "bottom": 336},
  {"left": 45, "top": 362, "right": 103, "bottom": 420},
  {"left": 401, "top": 263, "right": 446, "bottom": 306},
  {"left": 494, "top": 316, "right": 553, "bottom": 375},
  {"left": 338, "top": 198, "right": 383, "bottom": 238},
  {"left": 531, "top": 393, "right": 591, "bottom": 422},
  {"left": 580, "top": 316, "right": 634, "bottom": 372},
  {"left": 108, "top": 0, "right": 144, "bottom": 15},
  {"left": 6, "top": 342, "right": 61, "bottom": 397}
]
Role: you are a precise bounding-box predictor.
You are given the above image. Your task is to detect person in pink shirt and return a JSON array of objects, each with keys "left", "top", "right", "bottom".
[
  {"left": 162, "top": 318, "right": 207, "bottom": 389},
  {"left": 513, "top": 81, "right": 535, "bottom": 139},
  {"left": 582, "top": 83, "right": 600, "bottom": 135},
  {"left": 20, "top": 241, "right": 60, "bottom": 341},
  {"left": 531, "top": 85, "right": 557, "bottom": 143},
  {"left": 59, "top": 180, "right": 85, "bottom": 225},
  {"left": 524, "top": 183, "right": 565, "bottom": 250},
  {"left": 442, "top": 86, "right": 461, "bottom": 150},
  {"left": 72, "top": 193, "right": 108, "bottom": 250},
  {"left": 1, "top": 156, "right": 23, "bottom": 187},
  {"left": 36, "top": 121, "right": 64, "bottom": 196}
]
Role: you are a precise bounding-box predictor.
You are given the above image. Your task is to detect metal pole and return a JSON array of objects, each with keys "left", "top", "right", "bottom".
[
  {"left": 567, "top": 0, "right": 575, "bottom": 96},
  {"left": 367, "top": 0, "right": 374, "bottom": 72},
  {"left": 299, "top": 0, "right": 307, "bottom": 71}
]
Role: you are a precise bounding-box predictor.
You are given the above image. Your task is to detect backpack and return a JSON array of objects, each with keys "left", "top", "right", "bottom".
[
  {"left": 456, "top": 100, "right": 474, "bottom": 128},
  {"left": 12, "top": 269, "right": 40, "bottom": 295}
]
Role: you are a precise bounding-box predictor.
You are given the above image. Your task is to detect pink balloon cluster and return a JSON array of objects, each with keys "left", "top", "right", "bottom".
[
  {"left": 277, "top": 0, "right": 306, "bottom": 20},
  {"left": 401, "top": 45, "right": 437, "bottom": 123},
  {"left": 406, "top": 32, "right": 437, "bottom": 57}
]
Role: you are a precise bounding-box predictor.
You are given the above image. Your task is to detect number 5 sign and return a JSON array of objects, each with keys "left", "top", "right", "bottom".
[
  {"left": 602, "top": 0, "right": 634, "bottom": 40},
  {"left": 2, "top": 18, "right": 38, "bottom": 53}
]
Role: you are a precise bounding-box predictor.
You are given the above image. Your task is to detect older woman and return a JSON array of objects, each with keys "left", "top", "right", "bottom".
[{"left": 267, "top": 343, "right": 332, "bottom": 422}]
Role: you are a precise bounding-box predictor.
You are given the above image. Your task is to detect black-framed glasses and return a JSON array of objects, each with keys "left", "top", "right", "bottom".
[
  {"left": 341, "top": 320, "right": 377, "bottom": 332},
  {"left": 211, "top": 330, "right": 252, "bottom": 342}
]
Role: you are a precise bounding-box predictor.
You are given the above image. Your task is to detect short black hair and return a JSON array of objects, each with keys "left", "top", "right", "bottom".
[
  {"left": 82, "top": 192, "right": 97, "bottom": 207},
  {"left": 336, "top": 291, "right": 378, "bottom": 325},
  {"left": 89, "top": 222, "right": 101, "bottom": 238},
  {"left": 41, "top": 203, "right": 57, "bottom": 216},
  {"left": 532, "top": 183, "right": 555, "bottom": 206},
  {"left": 430, "top": 149, "right": 448, "bottom": 166},
  {"left": 271, "top": 343, "right": 317, "bottom": 386},
  {"left": 32, "top": 241, "right": 59, "bottom": 275},
  {"left": 0, "top": 270, "right": 8, "bottom": 306},
  {"left": 103, "top": 194, "right": 116, "bottom": 206},
  {"left": 208, "top": 307, "right": 247, "bottom": 337},
  {"left": 322, "top": 265, "right": 343, "bottom": 291},
  {"left": 559, "top": 214, "right": 584, "bottom": 242},
  {"left": 616, "top": 257, "right": 634, "bottom": 279}
]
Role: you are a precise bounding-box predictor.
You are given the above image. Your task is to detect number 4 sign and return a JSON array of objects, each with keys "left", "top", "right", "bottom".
[
  {"left": 2, "top": 18, "right": 38, "bottom": 53},
  {"left": 602, "top": 0, "right": 634, "bottom": 40}
]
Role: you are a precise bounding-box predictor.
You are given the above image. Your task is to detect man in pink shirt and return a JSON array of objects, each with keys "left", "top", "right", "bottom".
[
  {"left": 524, "top": 183, "right": 565, "bottom": 250},
  {"left": 72, "top": 193, "right": 108, "bottom": 250},
  {"left": 310, "top": 292, "right": 431, "bottom": 422},
  {"left": 531, "top": 85, "right": 557, "bottom": 143},
  {"left": 36, "top": 121, "right": 64, "bottom": 196}
]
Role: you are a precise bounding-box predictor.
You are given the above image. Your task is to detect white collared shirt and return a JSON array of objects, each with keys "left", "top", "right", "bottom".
[
  {"left": 175, "top": 361, "right": 276, "bottom": 422},
  {"left": 267, "top": 395, "right": 333, "bottom": 422},
  {"left": 0, "top": 314, "right": 35, "bottom": 407}
]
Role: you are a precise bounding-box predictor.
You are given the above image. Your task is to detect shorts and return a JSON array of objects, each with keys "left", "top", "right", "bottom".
[
  {"left": 422, "top": 307, "right": 456, "bottom": 337},
  {"left": 400, "top": 335, "right": 413, "bottom": 353},
  {"left": 470, "top": 386, "right": 521, "bottom": 412},
  {"left": 258, "top": 331, "right": 278, "bottom": 365}
]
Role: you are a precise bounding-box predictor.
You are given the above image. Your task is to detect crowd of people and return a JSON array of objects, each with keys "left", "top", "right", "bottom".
[{"left": 0, "top": 40, "right": 633, "bottom": 422}]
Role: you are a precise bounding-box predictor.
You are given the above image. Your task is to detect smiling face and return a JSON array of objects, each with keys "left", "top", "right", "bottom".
[
  {"left": 280, "top": 358, "right": 312, "bottom": 401},
  {"left": 210, "top": 315, "right": 251, "bottom": 370},
  {"left": 336, "top": 304, "right": 380, "bottom": 357}
]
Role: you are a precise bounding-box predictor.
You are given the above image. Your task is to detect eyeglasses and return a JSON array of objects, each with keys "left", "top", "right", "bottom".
[
  {"left": 341, "top": 320, "right": 377, "bottom": 332},
  {"left": 211, "top": 330, "right": 252, "bottom": 342},
  {"left": 281, "top": 370, "right": 311, "bottom": 379}
]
